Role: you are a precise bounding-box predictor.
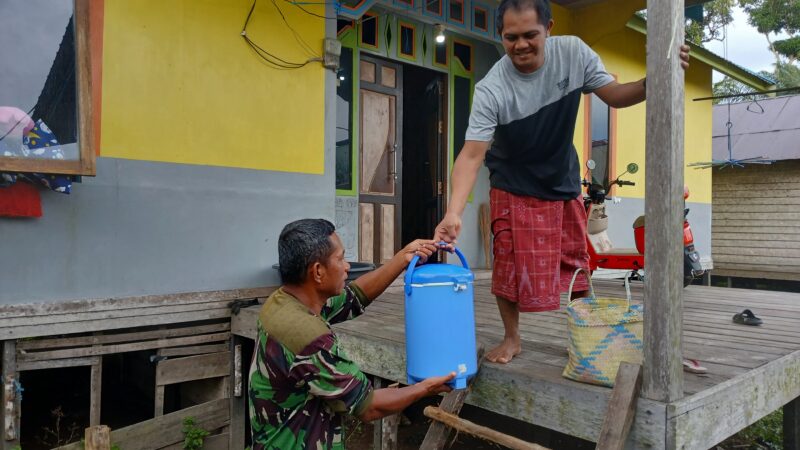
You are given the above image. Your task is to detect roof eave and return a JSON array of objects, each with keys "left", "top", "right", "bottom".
[{"left": 626, "top": 15, "right": 775, "bottom": 92}]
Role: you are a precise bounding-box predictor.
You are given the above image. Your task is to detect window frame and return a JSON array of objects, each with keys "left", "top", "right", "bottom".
[
  {"left": 0, "top": 0, "right": 97, "bottom": 176},
  {"left": 583, "top": 91, "right": 617, "bottom": 195}
]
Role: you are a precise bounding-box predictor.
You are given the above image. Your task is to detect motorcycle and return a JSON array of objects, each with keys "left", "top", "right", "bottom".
[{"left": 582, "top": 160, "right": 704, "bottom": 287}]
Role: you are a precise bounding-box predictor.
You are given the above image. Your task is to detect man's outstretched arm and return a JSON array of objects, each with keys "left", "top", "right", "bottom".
[
  {"left": 593, "top": 44, "right": 690, "bottom": 108},
  {"left": 433, "top": 140, "right": 491, "bottom": 245}
]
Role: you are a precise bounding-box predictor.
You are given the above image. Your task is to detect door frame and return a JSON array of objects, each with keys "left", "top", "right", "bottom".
[{"left": 358, "top": 55, "right": 403, "bottom": 263}]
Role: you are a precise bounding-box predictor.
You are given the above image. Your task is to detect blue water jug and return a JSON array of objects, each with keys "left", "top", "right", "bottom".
[{"left": 404, "top": 247, "right": 477, "bottom": 389}]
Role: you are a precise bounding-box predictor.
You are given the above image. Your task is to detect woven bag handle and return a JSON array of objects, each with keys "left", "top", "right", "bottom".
[
  {"left": 623, "top": 270, "right": 634, "bottom": 310},
  {"left": 567, "top": 268, "right": 595, "bottom": 307}
]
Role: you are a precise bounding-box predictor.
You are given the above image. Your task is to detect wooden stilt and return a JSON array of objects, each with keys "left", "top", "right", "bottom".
[
  {"left": 372, "top": 377, "right": 400, "bottom": 450},
  {"left": 1, "top": 340, "right": 20, "bottom": 450},
  {"left": 84, "top": 425, "right": 111, "bottom": 450}
]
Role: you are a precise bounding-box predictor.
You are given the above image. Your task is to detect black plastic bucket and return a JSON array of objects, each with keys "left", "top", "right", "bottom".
[{"left": 272, "top": 262, "right": 375, "bottom": 282}]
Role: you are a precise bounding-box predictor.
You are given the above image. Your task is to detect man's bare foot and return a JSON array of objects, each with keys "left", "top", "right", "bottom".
[{"left": 486, "top": 337, "right": 521, "bottom": 364}]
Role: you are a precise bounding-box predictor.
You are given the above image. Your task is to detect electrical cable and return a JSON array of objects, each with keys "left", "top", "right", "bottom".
[
  {"left": 241, "top": 0, "right": 318, "bottom": 69},
  {"left": 271, "top": 0, "right": 320, "bottom": 57}
]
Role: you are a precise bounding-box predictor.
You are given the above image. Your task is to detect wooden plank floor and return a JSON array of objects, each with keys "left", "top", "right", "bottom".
[
  {"left": 232, "top": 278, "right": 800, "bottom": 446},
  {"left": 334, "top": 278, "right": 800, "bottom": 398}
]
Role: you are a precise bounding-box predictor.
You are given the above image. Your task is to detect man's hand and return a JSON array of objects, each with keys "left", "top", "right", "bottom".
[
  {"left": 418, "top": 372, "right": 456, "bottom": 396},
  {"left": 679, "top": 44, "right": 690, "bottom": 70},
  {"left": 433, "top": 212, "right": 462, "bottom": 249},
  {"left": 396, "top": 239, "right": 439, "bottom": 265}
]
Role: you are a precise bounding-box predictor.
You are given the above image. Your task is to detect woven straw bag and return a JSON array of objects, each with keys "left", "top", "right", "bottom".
[{"left": 562, "top": 269, "right": 643, "bottom": 387}]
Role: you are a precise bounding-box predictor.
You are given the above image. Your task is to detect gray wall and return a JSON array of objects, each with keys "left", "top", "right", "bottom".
[
  {"left": 0, "top": 156, "right": 336, "bottom": 305},
  {"left": 0, "top": 11, "right": 338, "bottom": 306}
]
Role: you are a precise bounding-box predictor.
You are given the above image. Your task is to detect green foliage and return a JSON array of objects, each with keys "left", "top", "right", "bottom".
[
  {"left": 739, "top": 0, "right": 800, "bottom": 65},
  {"left": 720, "top": 409, "right": 783, "bottom": 449},
  {"left": 685, "top": 0, "right": 735, "bottom": 44},
  {"left": 739, "top": 0, "right": 800, "bottom": 36},
  {"left": 182, "top": 417, "right": 210, "bottom": 450},
  {"left": 774, "top": 35, "right": 800, "bottom": 59}
]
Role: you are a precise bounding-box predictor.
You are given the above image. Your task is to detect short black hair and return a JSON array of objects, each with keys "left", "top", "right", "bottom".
[
  {"left": 495, "top": 0, "right": 552, "bottom": 34},
  {"left": 278, "top": 219, "right": 336, "bottom": 285}
]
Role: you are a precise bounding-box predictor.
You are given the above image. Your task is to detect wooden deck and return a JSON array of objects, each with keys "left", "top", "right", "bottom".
[{"left": 233, "top": 278, "right": 800, "bottom": 449}]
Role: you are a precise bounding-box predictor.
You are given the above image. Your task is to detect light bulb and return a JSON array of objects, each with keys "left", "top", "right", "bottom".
[{"left": 434, "top": 24, "right": 445, "bottom": 44}]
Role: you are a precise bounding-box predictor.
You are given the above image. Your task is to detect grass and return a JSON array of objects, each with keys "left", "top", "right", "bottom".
[{"left": 716, "top": 409, "right": 783, "bottom": 450}]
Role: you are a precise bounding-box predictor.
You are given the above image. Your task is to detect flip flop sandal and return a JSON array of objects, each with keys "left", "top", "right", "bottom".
[
  {"left": 733, "top": 309, "right": 763, "bottom": 326},
  {"left": 682, "top": 359, "right": 708, "bottom": 374}
]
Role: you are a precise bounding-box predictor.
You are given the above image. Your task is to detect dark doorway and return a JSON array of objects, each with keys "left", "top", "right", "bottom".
[{"left": 401, "top": 64, "right": 447, "bottom": 250}]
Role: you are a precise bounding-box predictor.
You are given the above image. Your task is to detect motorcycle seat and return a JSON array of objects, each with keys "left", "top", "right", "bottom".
[{"left": 594, "top": 247, "right": 641, "bottom": 256}]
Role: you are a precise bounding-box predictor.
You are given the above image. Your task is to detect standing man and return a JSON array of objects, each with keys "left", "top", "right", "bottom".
[
  {"left": 249, "top": 219, "right": 454, "bottom": 450},
  {"left": 434, "top": 0, "right": 690, "bottom": 364}
]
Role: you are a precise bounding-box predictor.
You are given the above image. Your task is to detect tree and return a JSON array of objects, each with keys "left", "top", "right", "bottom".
[
  {"left": 738, "top": 0, "right": 800, "bottom": 66},
  {"left": 686, "top": 0, "right": 735, "bottom": 44}
]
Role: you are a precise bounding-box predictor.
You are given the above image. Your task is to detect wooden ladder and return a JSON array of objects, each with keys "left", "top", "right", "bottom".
[{"left": 419, "top": 361, "right": 643, "bottom": 450}]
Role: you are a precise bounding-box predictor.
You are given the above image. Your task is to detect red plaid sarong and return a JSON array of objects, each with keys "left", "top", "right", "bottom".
[{"left": 490, "top": 188, "right": 589, "bottom": 312}]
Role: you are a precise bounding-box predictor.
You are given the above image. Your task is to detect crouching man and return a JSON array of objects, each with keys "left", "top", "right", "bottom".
[{"left": 249, "top": 218, "right": 455, "bottom": 450}]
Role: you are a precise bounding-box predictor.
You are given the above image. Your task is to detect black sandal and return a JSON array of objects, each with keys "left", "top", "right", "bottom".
[{"left": 733, "top": 309, "right": 763, "bottom": 326}]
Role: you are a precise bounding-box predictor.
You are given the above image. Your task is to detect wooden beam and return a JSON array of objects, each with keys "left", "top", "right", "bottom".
[
  {"left": 84, "top": 425, "right": 111, "bottom": 450},
  {"left": 423, "top": 406, "right": 549, "bottom": 450},
  {"left": 229, "top": 338, "right": 246, "bottom": 450},
  {"left": 786, "top": 396, "right": 800, "bottom": 450},
  {"left": 668, "top": 350, "right": 800, "bottom": 449},
  {"left": 18, "top": 332, "right": 230, "bottom": 362},
  {"left": 1, "top": 341, "right": 20, "bottom": 449},
  {"left": 334, "top": 328, "right": 668, "bottom": 446},
  {"left": 156, "top": 351, "right": 230, "bottom": 386},
  {"left": 643, "top": 0, "right": 686, "bottom": 403},
  {"left": 55, "top": 398, "right": 229, "bottom": 450},
  {"left": 372, "top": 377, "right": 400, "bottom": 450},
  {"left": 90, "top": 360, "right": 102, "bottom": 426},
  {"left": 17, "top": 322, "right": 230, "bottom": 350},
  {"left": 17, "top": 356, "right": 99, "bottom": 372},
  {"left": 596, "top": 363, "right": 643, "bottom": 450}
]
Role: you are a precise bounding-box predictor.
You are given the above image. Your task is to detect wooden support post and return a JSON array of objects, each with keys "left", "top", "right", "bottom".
[
  {"left": 643, "top": 0, "right": 686, "bottom": 403},
  {"left": 1, "top": 340, "right": 20, "bottom": 450},
  {"left": 423, "top": 406, "right": 549, "bottom": 450},
  {"left": 84, "top": 425, "right": 111, "bottom": 450},
  {"left": 596, "top": 363, "right": 643, "bottom": 450},
  {"left": 229, "top": 338, "right": 246, "bottom": 450},
  {"left": 786, "top": 396, "right": 800, "bottom": 450},
  {"left": 90, "top": 359, "right": 102, "bottom": 426},
  {"left": 372, "top": 377, "right": 400, "bottom": 450}
]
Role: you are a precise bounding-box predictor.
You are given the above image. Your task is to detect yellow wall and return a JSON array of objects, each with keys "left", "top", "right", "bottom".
[
  {"left": 100, "top": 0, "right": 326, "bottom": 174},
  {"left": 565, "top": 0, "right": 713, "bottom": 204}
]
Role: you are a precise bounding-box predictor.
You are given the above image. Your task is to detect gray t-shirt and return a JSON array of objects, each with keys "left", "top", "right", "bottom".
[{"left": 466, "top": 35, "right": 613, "bottom": 200}]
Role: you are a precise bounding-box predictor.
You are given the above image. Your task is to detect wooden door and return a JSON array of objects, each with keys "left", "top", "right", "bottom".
[{"left": 358, "top": 56, "right": 403, "bottom": 265}]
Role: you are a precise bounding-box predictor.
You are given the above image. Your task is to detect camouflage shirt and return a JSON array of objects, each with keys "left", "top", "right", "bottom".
[{"left": 248, "top": 284, "right": 374, "bottom": 450}]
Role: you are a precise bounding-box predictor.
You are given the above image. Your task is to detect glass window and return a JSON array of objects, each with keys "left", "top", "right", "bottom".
[
  {"left": 589, "top": 93, "right": 611, "bottom": 187},
  {"left": 0, "top": 0, "right": 95, "bottom": 175},
  {"left": 336, "top": 47, "right": 354, "bottom": 191}
]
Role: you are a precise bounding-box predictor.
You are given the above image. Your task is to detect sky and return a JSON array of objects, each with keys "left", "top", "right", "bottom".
[{"left": 703, "top": 6, "right": 790, "bottom": 82}]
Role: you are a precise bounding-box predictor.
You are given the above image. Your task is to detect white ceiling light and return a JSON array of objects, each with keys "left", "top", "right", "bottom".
[{"left": 434, "top": 24, "right": 446, "bottom": 44}]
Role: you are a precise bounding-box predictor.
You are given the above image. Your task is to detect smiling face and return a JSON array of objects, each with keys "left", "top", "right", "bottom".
[
  {"left": 319, "top": 233, "right": 350, "bottom": 297},
  {"left": 500, "top": 7, "right": 553, "bottom": 74}
]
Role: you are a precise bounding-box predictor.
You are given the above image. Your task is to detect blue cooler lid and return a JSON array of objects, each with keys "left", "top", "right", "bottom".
[{"left": 410, "top": 263, "right": 474, "bottom": 285}]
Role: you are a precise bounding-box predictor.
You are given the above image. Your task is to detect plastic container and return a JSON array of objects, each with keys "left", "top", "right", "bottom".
[{"left": 403, "top": 248, "right": 477, "bottom": 389}]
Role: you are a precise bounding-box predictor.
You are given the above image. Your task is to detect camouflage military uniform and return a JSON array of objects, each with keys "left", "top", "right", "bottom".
[{"left": 248, "top": 284, "right": 374, "bottom": 450}]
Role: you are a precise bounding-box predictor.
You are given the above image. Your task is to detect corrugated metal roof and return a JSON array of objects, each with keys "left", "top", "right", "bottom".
[{"left": 712, "top": 95, "right": 800, "bottom": 161}]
